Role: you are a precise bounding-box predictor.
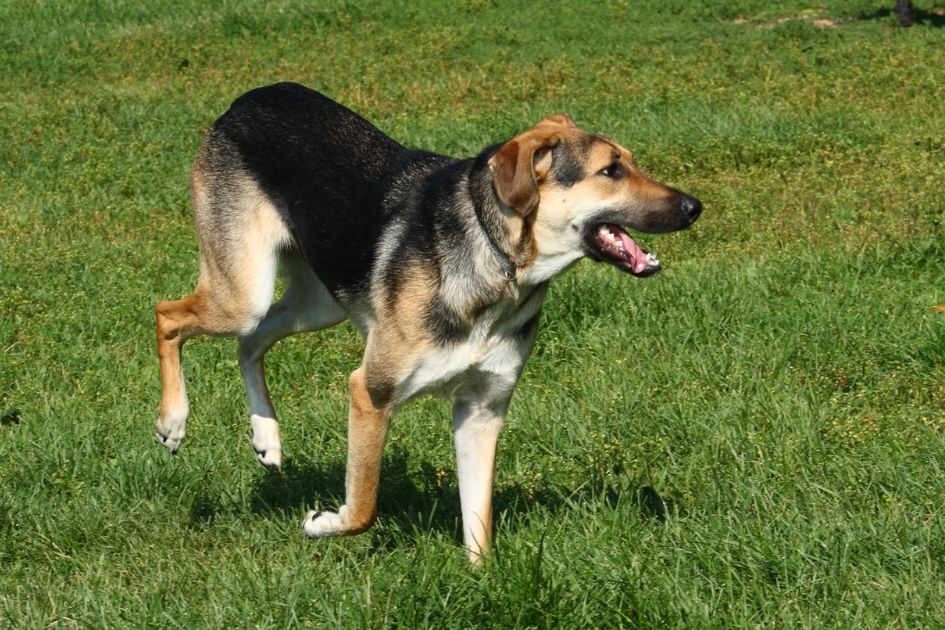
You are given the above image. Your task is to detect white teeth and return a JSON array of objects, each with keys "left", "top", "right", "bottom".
[
  {"left": 598, "top": 226, "right": 617, "bottom": 244},
  {"left": 598, "top": 226, "right": 621, "bottom": 248},
  {"left": 646, "top": 252, "right": 660, "bottom": 266}
]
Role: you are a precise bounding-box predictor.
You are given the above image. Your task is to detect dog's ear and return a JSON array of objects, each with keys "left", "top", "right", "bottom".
[
  {"left": 537, "top": 113, "right": 577, "bottom": 128},
  {"left": 488, "top": 130, "right": 561, "bottom": 217}
]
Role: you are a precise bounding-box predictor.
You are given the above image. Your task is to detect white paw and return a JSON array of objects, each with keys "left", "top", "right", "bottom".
[
  {"left": 302, "top": 507, "right": 348, "bottom": 537},
  {"left": 155, "top": 409, "right": 187, "bottom": 454},
  {"left": 250, "top": 414, "right": 282, "bottom": 471}
]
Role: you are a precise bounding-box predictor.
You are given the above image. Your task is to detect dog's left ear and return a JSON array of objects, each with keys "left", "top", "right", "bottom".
[
  {"left": 488, "top": 138, "right": 550, "bottom": 217},
  {"left": 489, "top": 118, "right": 574, "bottom": 217},
  {"left": 489, "top": 113, "right": 577, "bottom": 216}
]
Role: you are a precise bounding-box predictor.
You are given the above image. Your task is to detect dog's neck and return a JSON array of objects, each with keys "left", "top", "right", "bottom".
[
  {"left": 473, "top": 198, "right": 517, "bottom": 282},
  {"left": 466, "top": 161, "right": 535, "bottom": 284}
]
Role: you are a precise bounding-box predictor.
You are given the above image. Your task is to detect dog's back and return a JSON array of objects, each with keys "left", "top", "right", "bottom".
[{"left": 198, "top": 82, "right": 406, "bottom": 295}]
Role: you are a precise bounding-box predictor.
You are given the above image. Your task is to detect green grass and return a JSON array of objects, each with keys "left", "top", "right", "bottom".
[{"left": 2, "top": 0, "right": 945, "bottom": 626}]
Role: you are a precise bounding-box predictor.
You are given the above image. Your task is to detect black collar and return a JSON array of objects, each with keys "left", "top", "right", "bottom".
[
  {"left": 466, "top": 162, "right": 518, "bottom": 282},
  {"left": 473, "top": 199, "right": 517, "bottom": 282}
]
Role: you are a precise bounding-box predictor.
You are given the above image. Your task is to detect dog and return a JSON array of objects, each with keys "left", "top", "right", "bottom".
[{"left": 154, "top": 82, "right": 701, "bottom": 562}]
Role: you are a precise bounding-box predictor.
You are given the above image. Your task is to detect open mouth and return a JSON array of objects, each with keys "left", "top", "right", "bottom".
[{"left": 585, "top": 223, "right": 661, "bottom": 277}]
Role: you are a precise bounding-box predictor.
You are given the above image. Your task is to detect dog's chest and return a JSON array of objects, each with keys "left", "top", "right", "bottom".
[{"left": 396, "top": 299, "right": 539, "bottom": 404}]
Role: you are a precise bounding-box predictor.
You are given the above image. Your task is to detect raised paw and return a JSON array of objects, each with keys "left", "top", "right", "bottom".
[{"left": 250, "top": 414, "right": 282, "bottom": 471}]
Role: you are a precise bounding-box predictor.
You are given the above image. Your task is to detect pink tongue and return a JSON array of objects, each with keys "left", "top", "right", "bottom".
[{"left": 617, "top": 230, "right": 649, "bottom": 274}]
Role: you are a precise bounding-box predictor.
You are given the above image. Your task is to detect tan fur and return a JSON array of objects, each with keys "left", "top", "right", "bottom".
[
  {"left": 488, "top": 122, "right": 570, "bottom": 217},
  {"left": 340, "top": 367, "right": 393, "bottom": 533},
  {"left": 362, "top": 261, "right": 438, "bottom": 401},
  {"left": 155, "top": 162, "right": 291, "bottom": 451},
  {"left": 583, "top": 137, "right": 678, "bottom": 204},
  {"left": 519, "top": 136, "right": 686, "bottom": 274},
  {"left": 537, "top": 113, "right": 577, "bottom": 129},
  {"left": 381, "top": 261, "right": 438, "bottom": 348}
]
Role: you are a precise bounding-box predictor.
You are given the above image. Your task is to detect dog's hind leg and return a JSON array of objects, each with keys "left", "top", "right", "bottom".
[
  {"left": 155, "top": 293, "right": 204, "bottom": 453},
  {"left": 238, "top": 251, "right": 347, "bottom": 470},
  {"left": 155, "top": 171, "right": 290, "bottom": 455},
  {"left": 156, "top": 280, "right": 281, "bottom": 454}
]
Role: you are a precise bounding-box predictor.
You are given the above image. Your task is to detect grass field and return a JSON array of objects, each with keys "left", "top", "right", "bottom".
[{"left": 2, "top": 0, "right": 945, "bottom": 626}]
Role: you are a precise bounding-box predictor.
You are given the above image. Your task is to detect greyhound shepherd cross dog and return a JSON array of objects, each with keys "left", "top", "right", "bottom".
[{"left": 154, "top": 83, "right": 702, "bottom": 562}]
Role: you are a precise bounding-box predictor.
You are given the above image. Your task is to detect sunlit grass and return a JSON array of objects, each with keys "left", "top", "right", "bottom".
[{"left": 1, "top": 0, "right": 944, "bottom": 626}]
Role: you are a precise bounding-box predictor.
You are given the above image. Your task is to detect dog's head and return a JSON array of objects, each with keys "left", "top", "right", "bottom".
[{"left": 488, "top": 115, "right": 701, "bottom": 279}]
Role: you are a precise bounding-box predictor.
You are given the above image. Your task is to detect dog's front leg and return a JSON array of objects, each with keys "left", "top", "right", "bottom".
[
  {"left": 453, "top": 396, "right": 507, "bottom": 564},
  {"left": 303, "top": 366, "right": 392, "bottom": 537}
]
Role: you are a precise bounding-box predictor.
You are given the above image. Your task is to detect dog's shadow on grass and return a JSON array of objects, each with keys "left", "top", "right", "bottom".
[
  {"left": 229, "top": 445, "right": 681, "bottom": 549},
  {"left": 244, "top": 445, "right": 467, "bottom": 545}
]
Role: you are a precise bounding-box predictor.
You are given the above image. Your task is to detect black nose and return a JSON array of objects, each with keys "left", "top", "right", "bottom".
[{"left": 680, "top": 195, "right": 702, "bottom": 223}]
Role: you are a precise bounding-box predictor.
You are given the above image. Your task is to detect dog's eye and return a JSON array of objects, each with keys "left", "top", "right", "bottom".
[{"left": 599, "top": 163, "right": 623, "bottom": 179}]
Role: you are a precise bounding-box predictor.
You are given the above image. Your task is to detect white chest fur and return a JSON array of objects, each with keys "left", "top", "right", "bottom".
[{"left": 395, "top": 284, "right": 547, "bottom": 406}]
